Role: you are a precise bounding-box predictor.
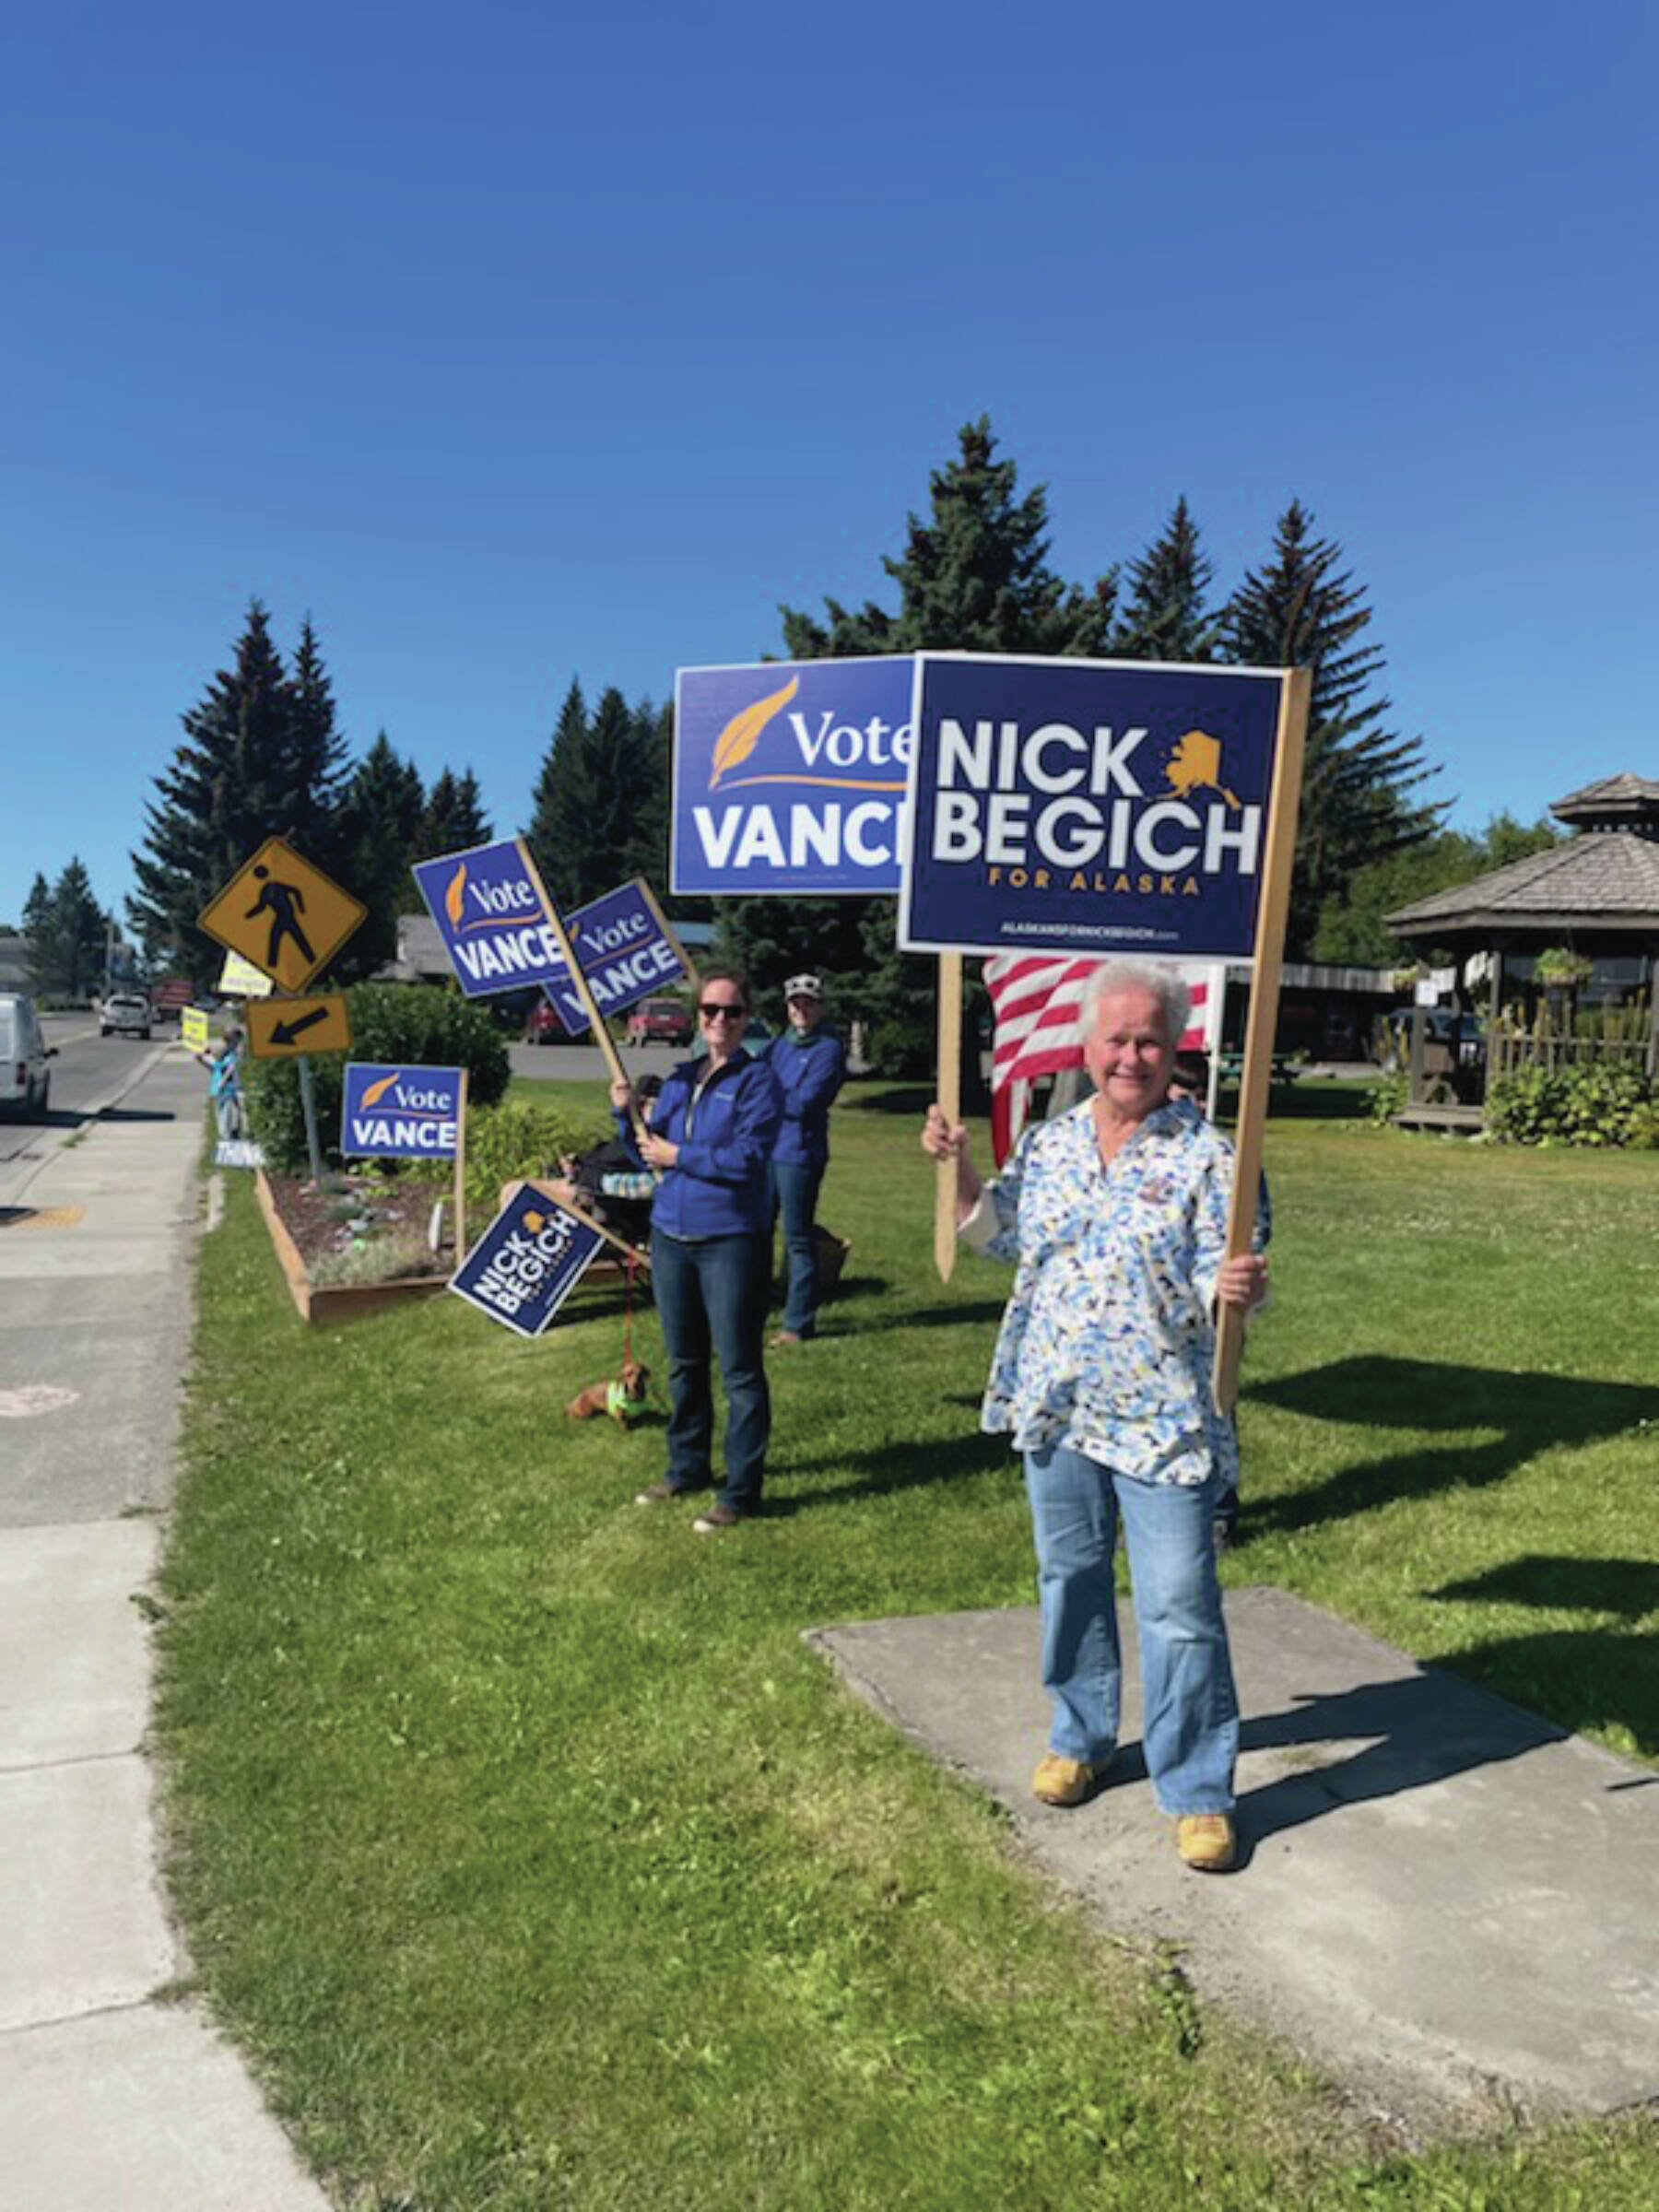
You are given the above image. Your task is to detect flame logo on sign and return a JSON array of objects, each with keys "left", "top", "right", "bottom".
[
  {"left": 361, "top": 1071, "right": 403, "bottom": 1109},
  {"left": 709, "top": 677, "right": 799, "bottom": 789},
  {"left": 524, "top": 1209, "right": 546, "bottom": 1233},
  {"left": 1165, "top": 731, "right": 1241, "bottom": 809},
  {"left": 444, "top": 865, "right": 468, "bottom": 925}
]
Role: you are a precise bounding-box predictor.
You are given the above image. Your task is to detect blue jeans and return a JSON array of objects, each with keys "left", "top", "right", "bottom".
[
  {"left": 770, "top": 1160, "right": 825, "bottom": 1337},
  {"left": 1022, "top": 1441, "right": 1238, "bottom": 1816},
  {"left": 651, "top": 1229, "right": 771, "bottom": 1512}
]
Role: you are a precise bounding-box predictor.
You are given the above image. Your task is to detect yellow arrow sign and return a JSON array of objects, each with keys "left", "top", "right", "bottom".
[
  {"left": 245, "top": 994, "right": 353, "bottom": 1059},
  {"left": 199, "top": 838, "right": 367, "bottom": 994}
]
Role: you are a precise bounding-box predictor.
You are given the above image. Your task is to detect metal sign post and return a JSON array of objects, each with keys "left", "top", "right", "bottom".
[{"left": 934, "top": 952, "right": 962, "bottom": 1282}]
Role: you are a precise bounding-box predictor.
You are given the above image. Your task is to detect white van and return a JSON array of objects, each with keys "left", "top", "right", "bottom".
[{"left": 0, "top": 992, "right": 53, "bottom": 1118}]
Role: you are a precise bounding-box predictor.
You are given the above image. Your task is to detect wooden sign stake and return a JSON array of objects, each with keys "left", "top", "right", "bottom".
[
  {"left": 1213, "top": 665, "right": 1312, "bottom": 1415},
  {"left": 514, "top": 841, "right": 653, "bottom": 1152},
  {"left": 453, "top": 1068, "right": 469, "bottom": 1256},
  {"left": 935, "top": 950, "right": 962, "bottom": 1282}
]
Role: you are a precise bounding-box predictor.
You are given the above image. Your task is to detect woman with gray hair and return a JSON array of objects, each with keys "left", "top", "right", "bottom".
[{"left": 923, "top": 960, "right": 1267, "bottom": 1872}]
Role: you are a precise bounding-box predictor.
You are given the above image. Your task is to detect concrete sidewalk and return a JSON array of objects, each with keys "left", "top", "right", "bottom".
[
  {"left": 0, "top": 1051, "right": 326, "bottom": 2207},
  {"left": 813, "top": 1594, "right": 1659, "bottom": 2137}
]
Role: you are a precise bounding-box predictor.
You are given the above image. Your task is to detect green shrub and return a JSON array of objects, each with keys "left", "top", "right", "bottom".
[
  {"left": 1486, "top": 1059, "right": 1653, "bottom": 1147},
  {"left": 244, "top": 984, "right": 512, "bottom": 1174},
  {"left": 408, "top": 1097, "right": 611, "bottom": 1215},
  {"left": 1368, "top": 1071, "right": 1407, "bottom": 1124}
]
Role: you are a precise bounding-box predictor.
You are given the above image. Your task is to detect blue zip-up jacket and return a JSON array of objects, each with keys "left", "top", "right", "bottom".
[
  {"left": 618, "top": 1050, "right": 782, "bottom": 1239},
  {"left": 762, "top": 1024, "right": 847, "bottom": 1168}
]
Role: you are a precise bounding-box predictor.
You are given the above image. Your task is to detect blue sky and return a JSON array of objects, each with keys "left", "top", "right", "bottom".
[{"left": 3, "top": 0, "right": 1653, "bottom": 931}]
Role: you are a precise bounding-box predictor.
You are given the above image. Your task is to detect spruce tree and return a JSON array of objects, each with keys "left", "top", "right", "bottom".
[
  {"left": 29, "top": 859, "right": 107, "bottom": 1001},
  {"left": 334, "top": 734, "right": 426, "bottom": 974},
  {"left": 1112, "top": 496, "right": 1218, "bottom": 663},
  {"left": 752, "top": 417, "right": 1115, "bottom": 1064},
  {"left": 527, "top": 679, "right": 591, "bottom": 911},
  {"left": 129, "top": 602, "right": 304, "bottom": 982},
  {"left": 1221, "top": 502, "right": 1441, "bottom": 959},
  {"left": 22, "top": 874, "right": 53, "bottom": 993},
  {"left": 288, "top": 617, "right": 351, "bottom": 865},
  {"left": 418, "top": 768, "right": 494, "bottom": 860}
]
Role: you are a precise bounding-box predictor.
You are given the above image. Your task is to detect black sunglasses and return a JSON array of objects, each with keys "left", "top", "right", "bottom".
[{"left": 699, "top": 1001, "right": 747, "bottom": 1019}]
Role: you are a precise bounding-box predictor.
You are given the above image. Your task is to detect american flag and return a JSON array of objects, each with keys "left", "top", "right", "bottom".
[{"left": 982, "top": 955, "right": 1222, "bottom": 1164}]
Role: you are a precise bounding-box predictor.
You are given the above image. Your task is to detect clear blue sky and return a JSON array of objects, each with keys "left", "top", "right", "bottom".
[{"left": 3, "top": 0, "right": 1653, "bottom": 931}]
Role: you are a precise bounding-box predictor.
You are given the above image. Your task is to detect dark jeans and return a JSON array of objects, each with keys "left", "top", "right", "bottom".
[
  {"left": 651, "top": 1228, "right": 771, "bottom": 1512},
  {"left": 770, "top": 1159, "right": 825, "bottom": 1337}
]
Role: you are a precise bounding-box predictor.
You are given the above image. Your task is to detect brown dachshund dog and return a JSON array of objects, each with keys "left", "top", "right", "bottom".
[{"left": 565, "top": 1359, "right": 650, "bottom": 1429}]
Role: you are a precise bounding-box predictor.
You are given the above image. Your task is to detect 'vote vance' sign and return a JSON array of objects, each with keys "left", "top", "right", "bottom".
[
  {"left": 673, "top": 656, "right": 914, "bottom": 896},
  {"left": 538, "top": 879, "right": 688, "bottom": 1037},
  {"left": 899, "top": 653, "right": 1288, "bottom": 961},
  {"left": 412, "top": 837, "right": 565, "bottom": 996},
  {"left": 341, "top": 1065, "right": 463, "bottom": 1159}
]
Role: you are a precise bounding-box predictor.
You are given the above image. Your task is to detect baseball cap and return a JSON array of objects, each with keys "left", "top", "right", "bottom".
[{"left": 783, "top": 973, "right": 823, "bottom": 999}]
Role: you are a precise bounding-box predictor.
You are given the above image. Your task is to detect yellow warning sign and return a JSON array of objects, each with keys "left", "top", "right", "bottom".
[
  {"left": 198, "top": 838, "right": 366, "bottom": 993},
  {"left": 246, "top": 994, "right": 354, "bottom": 1059}
]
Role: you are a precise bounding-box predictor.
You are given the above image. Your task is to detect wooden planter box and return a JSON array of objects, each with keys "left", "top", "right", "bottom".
[{"left": 254, "top": 1169, "right": 451, "bottom": 1326}]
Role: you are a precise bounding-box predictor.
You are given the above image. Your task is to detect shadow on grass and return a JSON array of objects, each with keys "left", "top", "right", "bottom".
[
  {"left": 1241, "top": 1356, "right": 1659, "bottom": 1538},
  {"left": 1224, "top": 1079, "right": 1378, "bottom": 1124},
  {"left": 771, "top": 1426, "right": 1011, "bottom": 1512}
]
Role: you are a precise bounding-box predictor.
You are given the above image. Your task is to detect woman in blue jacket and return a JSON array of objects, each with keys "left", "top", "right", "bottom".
[
  {"left": 765, "top": 973, "right": 847, "bottom": 1346},
  {"left": 612, "top": 967, "right": 782, "bottom": 1532}
]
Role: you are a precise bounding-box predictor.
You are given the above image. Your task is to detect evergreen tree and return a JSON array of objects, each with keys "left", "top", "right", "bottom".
[
  {"left": 1112, "top": 496, "right": 1218, "bottom": 662},
  {"left": 782, "top": 415, "right": 1115, "bottom": 660},
  {"left": 128, "top": 602, "right": 336, "bottom": 982},
  {"left": 334, "top": 734, "right": 426, "bottom": 974},
  {"left": 527, "top": 679, "right": 590, "bottom": 911},
  {"left": 28, "top": 859, "right": 108, "bottom": 1001},
  {"left": 21, "top": 874, "right": 53, "bottom": 992},
  {"left": 527, "top": 681, "right": 659, "bottom": 912},
  {"left": 418, "top": 768, "right": 494, "bottom": 860},
  {"left": 1221, "top": 502, "right": 1441, "bottom": 959},
  {"left": 750, "top": 418, "right": 1113, "bottom": 1064},
  {"left": 288, "top": 617, "right": 351, "bottom": 865}
]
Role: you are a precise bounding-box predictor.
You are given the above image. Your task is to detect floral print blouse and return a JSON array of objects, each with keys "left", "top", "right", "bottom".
[{"left": 961, "top": 1096, "right": 1265, "bottom": 1488}]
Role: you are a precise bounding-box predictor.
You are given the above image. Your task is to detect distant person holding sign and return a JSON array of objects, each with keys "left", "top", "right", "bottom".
[
  {"left": 613, "top": 968, "right": 782, "bottom": 1533},
  {"left": 196, "top": 1025, "right": 245, "bottom": 1140},
  {"left": 922, "top": 963, "right": 1267, "bottom": 1874},
  {"left": 763, "top": 973, "right": 846, "bottom": 1347}
]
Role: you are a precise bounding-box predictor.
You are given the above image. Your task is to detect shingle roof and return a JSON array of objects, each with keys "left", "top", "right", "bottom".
[
  {"left": 1387, "top": 831, "right": 1659, "bottom": 934},
  {"left": 1551, "top": 771, "right": 1659, "bottom": 813}
]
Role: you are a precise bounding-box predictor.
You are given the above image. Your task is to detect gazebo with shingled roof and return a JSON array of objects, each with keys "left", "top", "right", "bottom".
[{"left": 1384, "top": 772, "right": 1659, "bottom": 1124}]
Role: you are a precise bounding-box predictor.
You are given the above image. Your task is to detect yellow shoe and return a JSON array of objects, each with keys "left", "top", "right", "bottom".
[
  {"left": 1174, "top": 1813, "right": 1237, "bottom": 1872},
  {"left": 1031, "top": 1754, "right": 1100, "bottom": 1807}
]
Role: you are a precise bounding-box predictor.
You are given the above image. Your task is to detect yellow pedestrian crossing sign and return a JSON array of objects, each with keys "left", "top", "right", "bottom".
[{"left": 199, "top": 838, "right": 366, "bottom": 993}]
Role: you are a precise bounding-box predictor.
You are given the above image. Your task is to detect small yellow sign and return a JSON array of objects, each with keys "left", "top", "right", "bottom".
[
  {"left": 246, "top": 994, "right": 353, "bottom": 1059},
  {"left": 199, "top": 838, "right": 366, "bottom": 993},
  {"left": 181, "top": 1006, "right": 210, "bottom": 1053}
]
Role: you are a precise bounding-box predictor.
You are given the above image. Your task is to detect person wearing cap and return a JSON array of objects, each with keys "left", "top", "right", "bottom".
[{"left": 763, "top": 973, "right": 847, "bottom": 1347}]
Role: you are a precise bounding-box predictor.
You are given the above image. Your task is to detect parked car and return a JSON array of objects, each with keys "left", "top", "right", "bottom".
[
  {"left": 626, "top": 996, "right": 695, "bottom": 1046},
  {"left": 0, "top": 992, "right": 54, "bottom": 1118},
  {"left": 100, "top": 991, "right": 153, "bottom": 1039}
]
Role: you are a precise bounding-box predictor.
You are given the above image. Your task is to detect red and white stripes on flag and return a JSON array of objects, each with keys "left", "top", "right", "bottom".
[{"left": 982, "top": 955, "right": 1224, "bottom": 1165}]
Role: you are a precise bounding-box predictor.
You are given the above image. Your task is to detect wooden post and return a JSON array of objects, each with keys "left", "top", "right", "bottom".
[
  {"left": 935, "top": 951, "right": 962, "bottom": 1282},
  {"left": 1213, "top": 666, "right": 1311, "bottom": 1416},
  {"left": 514, "top": 841, "right": 650, "bottom": 1149},
  {"left": 453, "top": 1067, "right": 469, "bottom": 1257}
]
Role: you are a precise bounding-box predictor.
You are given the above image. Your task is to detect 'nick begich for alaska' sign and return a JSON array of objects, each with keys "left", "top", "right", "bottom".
[{"left": 898, "top": 653, "right": 1288, "bottom": 962}]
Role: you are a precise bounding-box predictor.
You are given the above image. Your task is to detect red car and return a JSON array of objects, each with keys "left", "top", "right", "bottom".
[
  {"left": 527, "top": 1000, "right": 564, "bottom": 1044},
  {"left": 626, "top": 996, "right": 695, "bottom": 1046}
]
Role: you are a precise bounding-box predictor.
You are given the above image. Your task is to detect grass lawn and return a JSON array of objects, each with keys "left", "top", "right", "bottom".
[{"left": 156, "top": 1076, "right": 1659, "bottom": 2208}]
